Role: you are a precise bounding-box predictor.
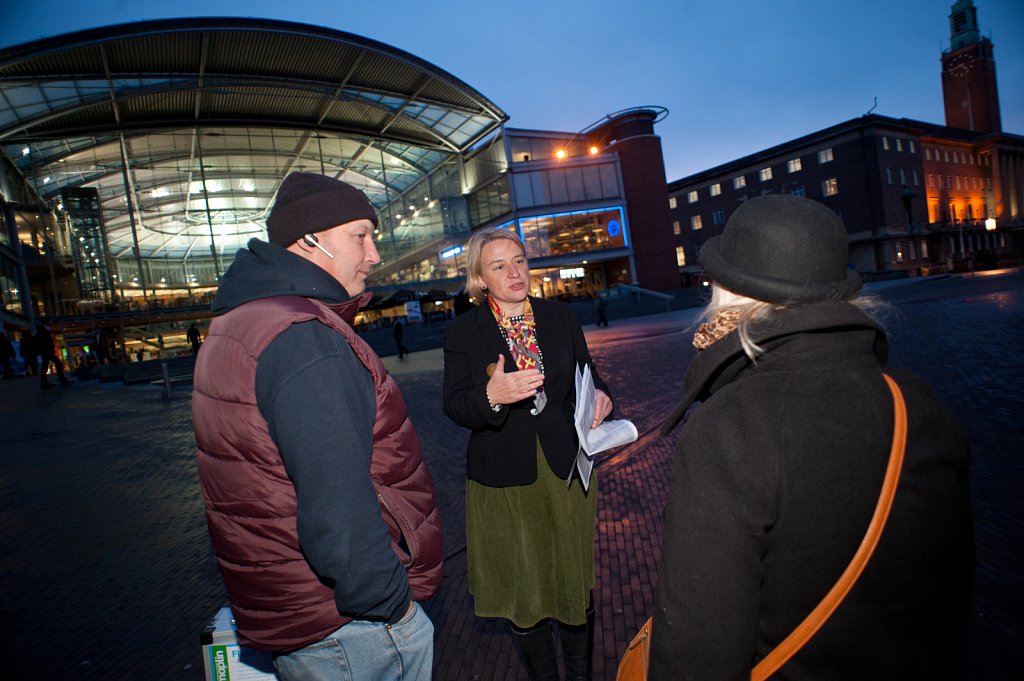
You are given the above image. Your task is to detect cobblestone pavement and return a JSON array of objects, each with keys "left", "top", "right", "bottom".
[{"left": 1, "top": 271, "right": 1020, "bottom": 679}]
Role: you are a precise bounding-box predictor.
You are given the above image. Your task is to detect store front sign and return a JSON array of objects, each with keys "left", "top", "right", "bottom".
[
  {"left": 439, "top": 245, "right": 463, "bottom": 260},
  {"left": 560, "top": 267, "right": 585, "bottom": 279}
]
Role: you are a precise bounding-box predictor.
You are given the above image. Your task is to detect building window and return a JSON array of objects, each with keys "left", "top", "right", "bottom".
[
  {"left": 687, "top": 190, "right": 698, "bottom": 203},
  {"left": 986, "top": 178, "right": 991, "bottom": 189},
  {"left": 691, "top": 215, "right": 703, "bottom": 230},
  {"left": 928, "top": 174, "right": 935, "bottom": 189},
  {"left": 899, "top": 168, "right": 906, "bottom": 185},
  {"left": 925, "top": 147, "right": 931, "bottom": 160},
  {"left": 673, "top": 220, "right": 681, "bottom": 235},
  {"left": 946, "top": 176, "right": 952, "bottom": 190},
  {"left": 709, "top": 183, "right": 721, "bottom": 197},
  {"left": 910, "top": 140, "right": 916, "bottom": 153},
  {"left": 886, "top": 168, "right": 893, "bottom": 185},
  {"left": 787, "top": 158, "right": 802, "bottom": 173},
  {"left": 790, "top": 185, "right": 806, "bottom": 197},
  {"left": 823, "top": 178, "right": 839, "bottom": 196},
  {"left": 882, "top": 137, "right": 890, "bottom": 150},
  {"left": 920, "top": 239, "right": 928, "bottom": 258},
  {"left": 913, "top": 169, "right": 919, "bottom": 186},
  {"left": 908, "top": 241, "right": 916, "bottom": 260},
  {"left": 733, "top": 175, "right": 746, "bottom": 189},
  {"left": 818, "top": 148, "right": 834, "bottom": 164},
  {"left": 955, "top": 176, "right": 961, "bottom": 190},
  {"left": 894, "top": 240, "right": 904, "bottom": 263},
  {"left": 759, "top": 167, "right": 773, "bottom": 181},
  {"left": 676, "top": 246, "right": 687, "bottom": 267},
  {"left": 713, "top": 208, "right": 725, "bottom": 225},
  {"left": 517, "top": 206, "right": 629, "bottom": 259},
  {"left": 669, "top": 196, "right": 677, "bottom": 209},
  {"left": 896, "top": 139, "right": 903, "bottom": 152},
  {"left": 944, "top": 150, "right": 950, "bottom": 162}
]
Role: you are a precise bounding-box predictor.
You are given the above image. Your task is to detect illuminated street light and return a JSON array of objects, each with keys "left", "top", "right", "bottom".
[{"left": 555, "top": 149, "right": 567, "bottom": 160}]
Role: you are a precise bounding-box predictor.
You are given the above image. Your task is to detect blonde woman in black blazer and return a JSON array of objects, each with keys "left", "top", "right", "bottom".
[{"left": 443, "top": 227, "right": 611, "bottom": 681}]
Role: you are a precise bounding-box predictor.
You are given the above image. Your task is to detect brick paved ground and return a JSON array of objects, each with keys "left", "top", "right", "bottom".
[{"left": 0, "top": 270, "right": 1020, "bottom": 679}]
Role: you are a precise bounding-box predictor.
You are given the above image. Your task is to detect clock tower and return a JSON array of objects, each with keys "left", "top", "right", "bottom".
[{"left": 941, "top": 0, "right": 1001, "bottom": 133}]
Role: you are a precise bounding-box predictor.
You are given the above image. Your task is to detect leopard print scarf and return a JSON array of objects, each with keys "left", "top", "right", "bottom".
[{"left": 692, "top": 309, "right": 740, "bottom": 351}]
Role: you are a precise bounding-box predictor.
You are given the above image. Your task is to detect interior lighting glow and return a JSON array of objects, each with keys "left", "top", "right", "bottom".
[
  {"left": 43, "top": 176, "right": 51, "bottom": 184},
  {"left": 22, "top": 147, "right": 30, "bottom": 156}
]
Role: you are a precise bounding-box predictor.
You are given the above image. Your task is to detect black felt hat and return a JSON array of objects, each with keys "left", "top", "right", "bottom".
[
  {"left": 700, "top": 194, "right": 861, "bottom": 304},
  {"left": 266, "top": 173, "right": 378, "bottom": 247}
]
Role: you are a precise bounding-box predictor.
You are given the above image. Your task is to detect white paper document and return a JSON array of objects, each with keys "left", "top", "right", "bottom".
[{"left": 570, "top": 364, "right": 639, "bottom": 490}]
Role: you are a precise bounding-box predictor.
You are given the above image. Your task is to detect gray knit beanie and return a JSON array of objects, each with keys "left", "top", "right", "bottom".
[{"left": 266, "top": 173, "right": 379, "bottom": 247}]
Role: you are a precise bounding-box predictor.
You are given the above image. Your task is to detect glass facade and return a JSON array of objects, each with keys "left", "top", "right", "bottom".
[
  {"left": 1, "top": 257, "right": 22, "bottom": 316},
  {"left": 518, "top": 207, "right": 627, "bottom": 259},
  {"left": 63, "top": 188, "right": 115, "bottom": 302},
  {"left": 511, "top": 162, "right": 620, "bottom": 210}
]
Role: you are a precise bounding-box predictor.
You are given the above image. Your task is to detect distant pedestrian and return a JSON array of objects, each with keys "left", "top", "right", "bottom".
[
  {"left": 393, "top": 319, "right": 409, "bottom": 359},
  {"left": 20, "top": 330, "right": 38, "bottom": 376},
  {"left": 135, "top": 349, "right": 144, "bottom": 362},
  {"left": 36, "top": 323, "right": 69, "bottom": 389},
  {"left": 0, "top": 331, "right": 15, "bottom": 379},
  {"left": 187, "top": 322, "right": 202, "bottom": 355},
  {"left": 92, "top": 328, "right": 113, "bottom": 364},
  {"left": 595, "top": 295, "right": 609, "bottom": 327}
]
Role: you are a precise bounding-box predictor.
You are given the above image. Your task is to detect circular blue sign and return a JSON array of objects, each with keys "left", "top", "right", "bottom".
[{"left": 606, "top": 219, "right": 621, "bottom": 237}]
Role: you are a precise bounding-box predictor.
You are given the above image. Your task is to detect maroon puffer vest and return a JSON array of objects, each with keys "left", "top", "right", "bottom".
[{"left": 193, "top": 294, "right": 443, "bottom": 651}]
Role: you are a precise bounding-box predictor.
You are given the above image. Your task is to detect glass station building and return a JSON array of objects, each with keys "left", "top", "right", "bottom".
[{"left": 0, "top": 18, "right": 677, "bottom": 358}]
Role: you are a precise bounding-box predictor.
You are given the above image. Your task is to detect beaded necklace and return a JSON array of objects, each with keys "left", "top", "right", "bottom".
[{"left": 488, "top": 295, "right": 547, "bottom": 414}]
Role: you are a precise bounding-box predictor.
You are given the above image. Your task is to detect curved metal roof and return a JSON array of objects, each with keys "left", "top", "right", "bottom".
[{"left": 0, "top": 18, "right": 507, "bottom": 259}]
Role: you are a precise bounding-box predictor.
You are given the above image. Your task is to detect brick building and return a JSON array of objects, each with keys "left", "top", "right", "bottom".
[{"left": 667, "top": 0, "right": 1023, "bottom": 282}]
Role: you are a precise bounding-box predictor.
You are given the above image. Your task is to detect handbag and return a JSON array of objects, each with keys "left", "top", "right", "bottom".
[{"left": 616, "top": 373, "right": 908, "bottom": 681}]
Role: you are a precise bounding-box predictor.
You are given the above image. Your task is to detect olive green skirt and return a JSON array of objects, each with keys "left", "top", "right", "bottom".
[{"left": 466, "top": 440, "right": 597, "bottom": 628}]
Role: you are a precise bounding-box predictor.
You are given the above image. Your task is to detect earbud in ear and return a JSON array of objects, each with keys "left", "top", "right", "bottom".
[{"left": 302, "top": 233, "right": 335, "bottom": 259}]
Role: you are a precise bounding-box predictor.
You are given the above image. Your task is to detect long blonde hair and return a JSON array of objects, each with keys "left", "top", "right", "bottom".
[{"left": 698, "top": 285, "right": 889, "bottom": 360}]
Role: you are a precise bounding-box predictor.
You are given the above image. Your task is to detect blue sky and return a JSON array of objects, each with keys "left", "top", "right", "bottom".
[{"left": 2, "top": 0, "right": 1021, "bottom": 181}]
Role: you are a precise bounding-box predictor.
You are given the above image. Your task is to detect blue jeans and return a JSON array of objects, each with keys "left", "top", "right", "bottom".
[{"left": 273, "top": 602, "right": 433, "bottom": 681}]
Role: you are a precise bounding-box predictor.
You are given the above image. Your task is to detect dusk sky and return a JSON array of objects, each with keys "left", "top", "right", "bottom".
[{"left": 2, "top": 0, "right": 1021, "bottom": 182}]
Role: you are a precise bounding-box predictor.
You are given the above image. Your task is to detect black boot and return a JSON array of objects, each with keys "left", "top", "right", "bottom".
[
  {"left": 559, "top": 605, "right": 594, "bottom": 681},
  {"left": 512, "top": 620, "right": 559, "bottom": 681}
]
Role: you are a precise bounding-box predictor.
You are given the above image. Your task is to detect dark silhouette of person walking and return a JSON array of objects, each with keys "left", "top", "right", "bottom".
[
  {"left": 36, "top": 323, "right": 69, "bottom": 389},
  {"left": 20, "top": 330, "right": 38, "bottom": 376},
  {"left": 393, "top": 319, "right": 410, "bottom": 359},
  {"left": 595, "top": 296, "right": 609, "bottom": 327},
  {"left": 187, "top": 322, "right": 202, "bottom": 355},
  {"left": 0, "top": 331, "right": 15, "bottom": 379}
]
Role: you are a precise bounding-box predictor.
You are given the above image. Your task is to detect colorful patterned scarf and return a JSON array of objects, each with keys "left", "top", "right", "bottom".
[{"left": 488, "top": 295, "right": 544, "bottom": 374}]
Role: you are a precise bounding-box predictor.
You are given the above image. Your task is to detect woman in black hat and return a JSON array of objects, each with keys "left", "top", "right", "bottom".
[{"left": 650, "top": 194, "right": 972, "bottom": 680}]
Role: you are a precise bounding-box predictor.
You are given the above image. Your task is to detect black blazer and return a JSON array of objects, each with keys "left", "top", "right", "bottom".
[{"left": 442, "top": 297, "right": 610, "bottom": 487}]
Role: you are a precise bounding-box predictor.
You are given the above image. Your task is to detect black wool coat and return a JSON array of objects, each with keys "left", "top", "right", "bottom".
[
  {"left": 650, "top": 302, "right": 973, "bottom": 681},
  {"left": 442, "top": 297, "right": 609, "bottom": 487}
]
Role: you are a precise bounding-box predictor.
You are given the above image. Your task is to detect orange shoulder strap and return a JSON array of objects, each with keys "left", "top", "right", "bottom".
[{"left": 751, "top": 373, "right": 907, "bottom": 681}]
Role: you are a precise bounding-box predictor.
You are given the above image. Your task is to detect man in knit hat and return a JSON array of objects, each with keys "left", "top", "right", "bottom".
[{"left": 192, "top": 173, "right": 443, "bottom": 680}]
